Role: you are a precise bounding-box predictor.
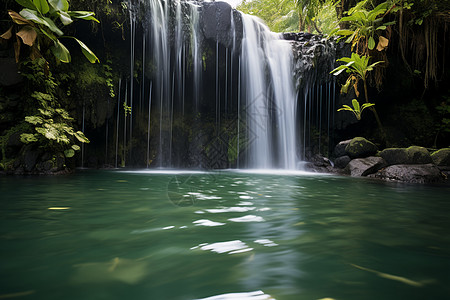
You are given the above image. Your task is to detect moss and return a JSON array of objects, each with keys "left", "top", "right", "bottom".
[
  {"left": 380, "top": 146, "right": 432, "bottom": 165},
  {"left": 431, "top": 148, "right": 450, "bottom": 166},
  {"left": 76, "top": 63, "right": 106, "bottom": 86},
  {"left": 345, "top": 137, "right": 378, "bottom": 158}
]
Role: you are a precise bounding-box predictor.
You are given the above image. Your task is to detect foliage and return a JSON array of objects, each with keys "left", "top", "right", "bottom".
[
  {"left": 337, "top": 99, "right": 375, "bottom": 120},
  {"left": 332, "top": 0, "right": 397, "bottom": 54},
  {"left": 290, "top": 0, "right": 327, "bottom": 32},
  {"left": 238, "top": 0, "right": 299, "bottom": 32},
  {"left": 237, "top": 0, "right": 338, "bottom": 34},
  {"left": 331, "top": 52, "right": 385, "bottom": 136},
  {"left": 1, "top": 0, "right": 99, "bottom": 64},
  {"left": 330, "top": 52, "right": 383, "bottom": 95},
  {"left": 17, "top": 58, "right": 90, "bottom": 158},
  {"left": 104, "top": 60, "right": 115, "bottom": 98}
]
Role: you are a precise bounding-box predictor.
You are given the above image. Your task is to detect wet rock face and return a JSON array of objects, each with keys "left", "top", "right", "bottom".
[
  {"left": 345, "top": 156, "right": 387, "bottom": 177},
  {"left": 200, "top": 1, "right": 242, "bottom": 48},
  {"left": 283, "top": 32, "right": 339, "bottom": 88},
  {"left": 369, "top": 164, "right": 445, "bottom": 184}
]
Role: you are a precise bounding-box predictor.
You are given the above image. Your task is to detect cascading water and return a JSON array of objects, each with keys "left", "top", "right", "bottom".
[
  {"left": 240, "top": 14, "right": 297, "bottom": 169},
  {"left": 101, "top": 0, "right": 337, "bottom": 170}
]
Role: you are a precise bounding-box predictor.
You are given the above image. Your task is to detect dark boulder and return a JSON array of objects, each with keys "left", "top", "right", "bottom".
[
  {"left": 369, "top": 164, "right": 444, "bottom": 184},
  {"left": 345, "top": 156, "right": 387, "bottom": 177},
  {"left": 334, "top": 155, "right": 351, "bottom": 169},
  {"left": 379, "top": 146, "right": 432, "bottom": 165},
  {"left": 23, "top": 148, "right": 41, "bottom": 172},
  {"left": 345, "top": 137, "right": 378, "bottom": 159},
  {"left": 333, "top": 139, "right": 352, "bottom": 158},
  {"left": 431, "top": 148, "right": 450, "bottom": 166}
]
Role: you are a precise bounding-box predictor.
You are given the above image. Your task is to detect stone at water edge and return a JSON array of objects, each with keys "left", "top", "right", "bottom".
[
  {"left": 345, "top": 156, "right": 387, "bottom": 177},
  {"left": 345, "top": 137, "right": 378, "bottom": 159},
  {"left": 431, "top": 148, "right": 450, "bottom": 166},
  {"left": 369, "top": 164, "right": 444, "bottom": 184},
  {"left": 333, "top": 139, "right": 352, "bottom": 158},
  {"left": 334, "top": 155, "right": 351, "bottom": 169},
  {"left": 379, "top": 146, "right": 432, "bottom": 165}
]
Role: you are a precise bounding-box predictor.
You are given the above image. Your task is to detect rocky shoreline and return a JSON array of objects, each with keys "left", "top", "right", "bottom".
[{"left": 306, "top": 137, "right": 450, "bottom": 184}]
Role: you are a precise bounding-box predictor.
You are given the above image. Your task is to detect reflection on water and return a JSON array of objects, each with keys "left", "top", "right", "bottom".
[{"left": 0, "top": 170, "right": 449, "bottom": 300}]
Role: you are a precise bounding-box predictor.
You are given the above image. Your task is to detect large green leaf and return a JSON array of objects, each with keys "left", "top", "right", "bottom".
[
  {"left": 335, "top": 29, "right": 354, "bottom": 36},
  {"left": 58, "top": 11, "right": 72, "bottom": 25},
  {"left": 68, "top": 11, "right": 99, "bottom": 23},
  {"left": 330, "top": 60, "right": 355, "bottom": 76},
  {"left": 51, "top": 39, "right": 71, "bottom": 63},
  {"left": 15, "top": 0, "right": 37, "bottom": 10},
  {"left": 352, "top": 99, "right": 361, "bottom": 113},
  {"left": 72, "top": 37, "right": 99, "bottom": 63},
  {"left": 368, "top": 36, "right": 375, "bottom": 50},
  {"left": 48, "top": 0, "right": 69, "bottom": 12},
  {"left": 42, "top": 16, "right": 63, "bottom": 35},
  {"left": 33, "top": 0, "right": 49, "bottom": 15},
  {"left": 20, "top": 9, "right": 63, "bottom": 36},
  {"left": 20, "top": 9, "right": 44, "bottom": 24}
]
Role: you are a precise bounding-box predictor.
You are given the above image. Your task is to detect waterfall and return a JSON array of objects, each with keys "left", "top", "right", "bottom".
[
  {"left": 240, "top": 14, "right": 298, "bottom": 169},
  {"left": 108, "top": 0, "right": 337, "bottom": 170}
]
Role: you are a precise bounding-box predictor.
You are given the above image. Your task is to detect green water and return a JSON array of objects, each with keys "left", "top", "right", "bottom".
[{"left": 0, "top": 170, "right": 449, "bottom": 300}]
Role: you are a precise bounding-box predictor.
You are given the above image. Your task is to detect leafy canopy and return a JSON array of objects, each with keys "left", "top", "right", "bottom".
[{"left": 2, "top": 0, "right": 99, "bottom": 64}]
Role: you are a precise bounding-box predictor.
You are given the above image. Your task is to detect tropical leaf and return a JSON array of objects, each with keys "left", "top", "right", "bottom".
[
  {"left": 335, "top": 29, "right": 354, "bottom": 36},
  {"left": 51, "top": 39, "right": 71, "bottom": 63},
  {"left": 48, "top": 0, "right": 69, "bottom": 12},
  {"left": 58, "top": 11, "right": 73, "bottom": 25},
  {"left": 16, "top": 26, "right": 37, "bottom": 46},
  {"left": 72, "top": 37, "right": 99, "bottom": 63},
  {"left": 352, "top": 99, "right": 361, "bottom": 113},
  {"left": 69, "top": 11, "right": 99, "bottom": 23},
  {"left": 42, "top": 16, "right": 63, "bottom": 35},
  {"left": 15, "top": 0, "right": 37, "bottom": 10},
  {"left": 1, "top": 26, "right": 13, "bottom": 40},
  {"left": 376, "top": 36, "right": 389, "bottom": 51},
  {"left": 368, "top": 36, "right": 375, "bottom": 50},
  {"left": 8, "top": 10, "right": 33, "bottom": 25},
  {"left": 33, "top": 0, "right": 49, "bottom": 14}
]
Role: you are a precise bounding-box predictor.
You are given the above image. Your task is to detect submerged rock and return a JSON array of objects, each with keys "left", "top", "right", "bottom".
[
  {"left": 345, "top": 137, "right": 378, "bottom": 159},
  {"left": 379, "top": 146, "right": 432, "bottom": 165},
  {"left": 345, "top": 156, "right": 387, "bottom": 177},
  {"left": 369, "top": 164, "right": 444, "bottom": 184}
]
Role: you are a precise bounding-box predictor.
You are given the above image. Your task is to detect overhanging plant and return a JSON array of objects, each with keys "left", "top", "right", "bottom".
[{"left": 1, "top": 0, "right": 99, "bottom": 64}]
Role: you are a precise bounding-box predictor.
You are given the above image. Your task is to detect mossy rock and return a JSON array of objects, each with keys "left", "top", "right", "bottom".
[
  {"left": 345, "top": 137, "right": 378, "bottom": 159},
  {"left": 431, "top": 148, "right": 450, "bottom": 166},
  {"left": 380, "top": 146, "right": 431, "bottom": 165}
]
